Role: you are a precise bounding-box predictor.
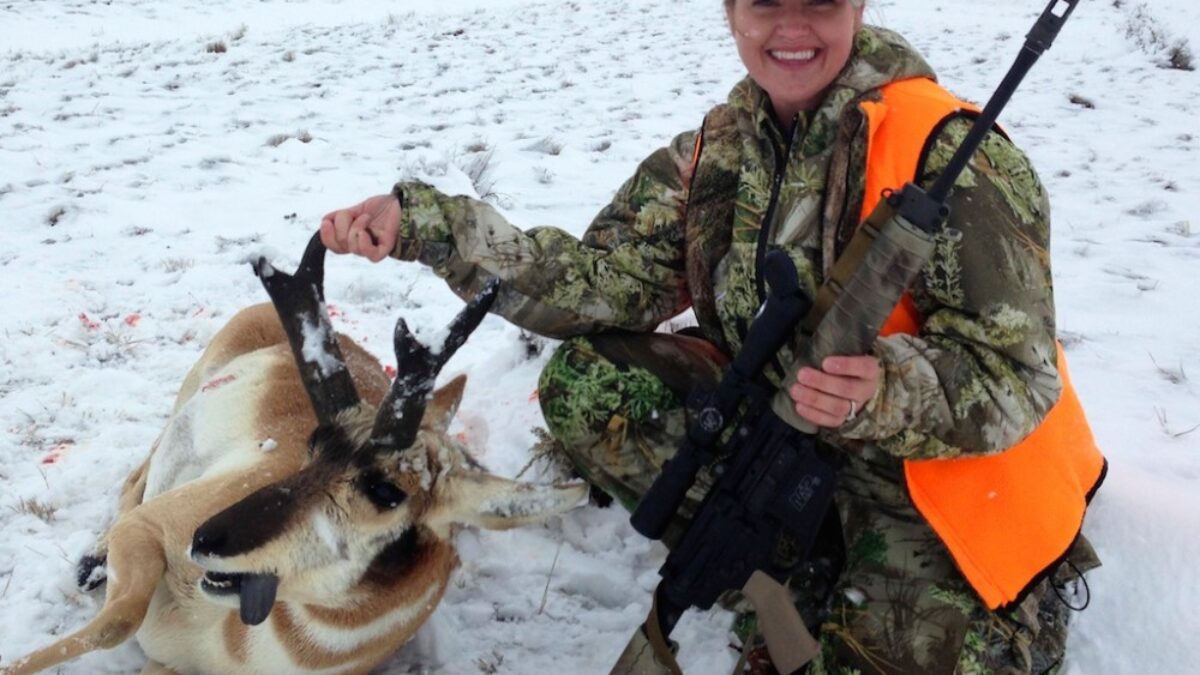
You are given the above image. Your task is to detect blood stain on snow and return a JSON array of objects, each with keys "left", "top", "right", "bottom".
[{"left": 41, "top": 442, "right": 75, "bottom": 465}]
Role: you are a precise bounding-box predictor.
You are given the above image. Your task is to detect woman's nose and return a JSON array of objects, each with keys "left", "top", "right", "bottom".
[{"left": 774, "top": 11, "right": 814, "bottom": 38}]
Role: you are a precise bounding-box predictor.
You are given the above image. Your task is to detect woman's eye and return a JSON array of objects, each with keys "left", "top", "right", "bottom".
[{"left": 364, "top": 479, "right": 407, "bottom": 509}]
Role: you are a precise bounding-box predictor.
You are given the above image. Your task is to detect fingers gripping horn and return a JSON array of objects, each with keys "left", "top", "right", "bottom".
[
  {"left": 253, "top": 233, "right": 361, "bottom": 425},
  {"left": 372, "top": 278, "right": 501, "bottom": 448}
]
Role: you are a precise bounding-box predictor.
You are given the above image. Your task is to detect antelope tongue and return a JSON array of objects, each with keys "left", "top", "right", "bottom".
[{"left": 238, "top": 573, "right": 280, "bottom": 626}]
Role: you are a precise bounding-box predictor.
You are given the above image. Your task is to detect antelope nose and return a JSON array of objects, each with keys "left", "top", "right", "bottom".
[
  {"left": 191, "top": 527, "right": 228, "bottom": 557},
  {"left": 190, "top": 483, "right": 297, "bottom": 558}
]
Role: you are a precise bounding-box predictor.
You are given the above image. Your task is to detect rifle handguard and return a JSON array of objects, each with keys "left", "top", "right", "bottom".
[
  {"left": 771, "top": 192, "right": 938, "bottom": 431},
  {"left": 805, "top": 192, "right": 938, "bottom": 365}
]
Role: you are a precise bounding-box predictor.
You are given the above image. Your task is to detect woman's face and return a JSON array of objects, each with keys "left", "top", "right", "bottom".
[{"left": 727, "top": 0, "right": 865, "bottom": 121}]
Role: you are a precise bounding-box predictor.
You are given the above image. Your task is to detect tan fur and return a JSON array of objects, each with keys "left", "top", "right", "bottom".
[
  {"left": 5, "top": 303, "right": 584, "bottom": 675},
  {"left": 222, "top": 612, "right": 249, "bottom": 665}
]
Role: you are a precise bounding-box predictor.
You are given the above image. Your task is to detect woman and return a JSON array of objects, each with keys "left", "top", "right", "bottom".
[{"left": 321, "top": 1, "right": 1102, "bottom": 672}]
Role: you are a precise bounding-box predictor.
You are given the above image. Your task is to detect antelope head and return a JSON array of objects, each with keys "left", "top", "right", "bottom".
[{"left": 188, "top": 235, "right": 585, "bottom": 626}]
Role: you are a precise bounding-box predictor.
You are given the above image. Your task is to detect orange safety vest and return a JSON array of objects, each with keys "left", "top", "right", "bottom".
[{"left": 860, "top": 78, "right": 1107, "bottom": 610}]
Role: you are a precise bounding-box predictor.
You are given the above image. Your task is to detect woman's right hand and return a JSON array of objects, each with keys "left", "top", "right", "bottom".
[{"left": 319, "top": 194, "right": 402, "bottom": 262}]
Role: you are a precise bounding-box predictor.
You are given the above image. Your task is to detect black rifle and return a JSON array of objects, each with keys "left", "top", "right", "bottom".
[
  {"left": 624, "top": 2, "right": 1082, "bottom": 673},
  {"left": 629, "top": 250, "right": 831, "bottom": 675}
]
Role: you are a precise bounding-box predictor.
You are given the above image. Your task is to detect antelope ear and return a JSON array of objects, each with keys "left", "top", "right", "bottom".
[
  {"left": 422, "top": 375, "right": 467, "bottom": 435},
  {"left": 426, "top": 469, "right": 587, "bottom": 537}
]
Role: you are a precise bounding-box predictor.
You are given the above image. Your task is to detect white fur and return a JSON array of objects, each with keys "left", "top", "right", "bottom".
[{"left": 144, "top": 350, "right": 289, "bottom": 499}]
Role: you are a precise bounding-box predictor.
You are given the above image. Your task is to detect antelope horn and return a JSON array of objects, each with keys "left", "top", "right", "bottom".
[
  {"left": 253, "top": 233, "right": 360, "bottom": 426},
  {"left": 371, "top": 278, "right": 500, "bottom": 448}
]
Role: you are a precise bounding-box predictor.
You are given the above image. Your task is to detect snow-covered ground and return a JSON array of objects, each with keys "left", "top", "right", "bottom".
[{"left": 1, "top": 1, "right": 1197, "bottom": 673}]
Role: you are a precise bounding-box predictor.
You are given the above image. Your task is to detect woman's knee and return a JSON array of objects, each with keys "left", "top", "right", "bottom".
[
  {"left": 537, "top": 335, "right": 690, "bottom": 510},
  {"left": 538, "top": 336, "right": 678, "bottom": 448},
  {"left": 538, "top": 337, "right": 613, "bottom": 447}
]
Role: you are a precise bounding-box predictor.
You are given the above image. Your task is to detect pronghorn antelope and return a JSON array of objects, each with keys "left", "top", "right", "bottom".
[{"left": 4, "top": 235, "right": 586, "bottom": 675}]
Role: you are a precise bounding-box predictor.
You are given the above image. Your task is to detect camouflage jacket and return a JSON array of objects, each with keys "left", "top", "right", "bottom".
[{"left": 391, "top": 27, "right": 1060, "bottom": 460}]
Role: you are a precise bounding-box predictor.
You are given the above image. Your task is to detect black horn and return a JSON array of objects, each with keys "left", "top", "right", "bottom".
[
  {"left": 254, "top": 233, "right": 360, "bottom": 425},
  {"left": 371, "top": 278, "right": 500, "bottom": 448}
]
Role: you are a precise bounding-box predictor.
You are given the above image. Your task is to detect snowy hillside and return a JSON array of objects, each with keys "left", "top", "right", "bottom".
[{"left": 1, "top": 1, "right": 1197, "bottom": 673}]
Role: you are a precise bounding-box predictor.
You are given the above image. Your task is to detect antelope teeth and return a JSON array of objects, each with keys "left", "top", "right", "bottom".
[{"left": 201, "top": 571, "right": 241, "bottom": 591}]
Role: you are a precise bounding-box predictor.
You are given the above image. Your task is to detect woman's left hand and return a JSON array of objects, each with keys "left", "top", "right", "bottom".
[{"left": 789, "top": 355, "right": 881, "bottom": 428}]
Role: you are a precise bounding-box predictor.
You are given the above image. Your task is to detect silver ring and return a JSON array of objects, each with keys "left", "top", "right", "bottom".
[{"left": 846, "top": 399, "right": 859, "bottom": 423}]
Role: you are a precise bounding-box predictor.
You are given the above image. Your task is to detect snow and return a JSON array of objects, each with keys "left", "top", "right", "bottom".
[
  {"left": 1, "top": 1, "right": 1197, "bottom": 674},
  {"left": 301, "top": 311, "right": 345, "bottom": 377}
]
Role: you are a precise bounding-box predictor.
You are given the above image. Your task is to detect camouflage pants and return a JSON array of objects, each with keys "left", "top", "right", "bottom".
[{"left": 538, "top": 333, "right": 1098, "bottom": 675}]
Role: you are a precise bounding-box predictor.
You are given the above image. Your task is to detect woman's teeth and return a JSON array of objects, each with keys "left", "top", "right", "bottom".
[{"left": 770, "top": 49, "right": 817, "bottom": 62}]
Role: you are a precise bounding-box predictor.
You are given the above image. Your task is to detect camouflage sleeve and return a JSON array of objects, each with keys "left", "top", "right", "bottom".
[
  {"left": 390, "top": 131, "right": 698, "bottom": 339},
  {"left": 840, "top": 120, "right": 1062, "bottom": 459}
]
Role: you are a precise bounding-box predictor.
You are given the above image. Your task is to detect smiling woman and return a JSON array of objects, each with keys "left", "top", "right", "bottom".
[
  {"left": 318, "top": 0, "right": 1104, "bottom": 672},
  {"left": 725, "top": 0, "right": 867, "bottom": 126}
]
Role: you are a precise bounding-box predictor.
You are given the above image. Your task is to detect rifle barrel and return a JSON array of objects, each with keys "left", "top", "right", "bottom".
[{"left": 929, "top": 0, "right": 1079, "bottom": 202}]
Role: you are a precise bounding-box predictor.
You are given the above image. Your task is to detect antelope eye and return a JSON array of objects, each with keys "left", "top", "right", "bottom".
[{"left": 363, "top": 478, "right": 407, "bottom": 510}]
